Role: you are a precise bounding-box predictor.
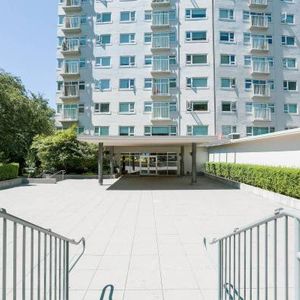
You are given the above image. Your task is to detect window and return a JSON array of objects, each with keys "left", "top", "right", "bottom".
[
  {"left": 283, "top": 80, "right": 297, "bottom": 91},
  {"left": 77, "top": 127, "right": 84, "bottom": 134},
  {"left": 246, "top": 127, "right": 274, "bottom": 136},
  {"left": 282, "top": 35, "right": 295, "bottom": 46},
  {"left": 94, "top": 126, "right": 109, "bottom": 136},
  {"left": 185, "top": 8, "right": 207, "bottom": 20},
  {"left": 246, "top": 103, "right": 275, "bottom": 113},
  {"left": 186, "top": 101, "right": 208, "bottom": 112},
  {"left": 186, "top": 77, "right": 208, "bottom": 88},
  {"left": 94, "top": 103, "right": 110, "bottom": 113},
  {"left": 284, "top": 104, "right": 298, "bottom": 114},
  {"left": 283, "top": 58, "right": 296, "bottom": 69},
  {"left": 186, "top": 54, "right": 207, "bottom": 65},
  {"left": 95, "top": 79, "right": 110, "bottom": 91},
  {"left": 222, "top": 126, "right": 237, "bottom": 136},
  {"left": 57, "top": 104, "right": 62, "bottom": 113},
  {"left": 144, "top": 102, "right": 152, "bottom": 113},
  {"left": 144, "top": 33, "right": 152, "bottom": 44},
  {"left": 220, "top": 54, "right": 236, "bottom": 65},
  {"left": 96, "top": 34, "right": 111, "bottom": 46},
  {"left": 119, "top": 79, "right": 135, "bottom": 90},
  {"left": 144, "top": 126, "right": 177, "bottom": 136},
  {"left": 144, "top": 55, "right": 153, "bottom": 66},
  {"left": 144, "top": 78, "right": 152, "bottom": 89},
  {"left": 221, "top": 78, "right": 236, "bottom": 89},
  {"left": 119, "top": 102, "right": 135, "bottom": 114},
  {"left": 220, "top": 32, "right": 235, "bottom": 43},
  {"left": 78, "top": 104, "right": 84, "bottom": 113},
  {"left": 222, "top": 101, "right": 237, "bottom": 112},
  {"left": 120, "top": 33, "right": 135, "bottom": 44},
  {"left": 96, "top": 13, "right": 112, "bottom": 23},
  {"left": 187, "top": 125, "right": 208, "bottom": 136},
  {"left": 185, "top": 31, "right": 207, "bottom": 42},
  {"left": 95, "top": 56, "right": 111, "bottom": 68},
  {"left": 120, "top": 11, "right": 136, "bottom": 22},
  {"left": 119, "top": 126, "right": 134, "bottom": 136},
  {"left": 144, "top": 10, "right": 152, "bottom": 21},
  {"left": 281, "top": 13, "right": 294, "bottom": 24},
  {"left": 120, "top": 56, "right": 135, "bottom": 67},
  {"left": 219, "top": 9, "right": 234, "bottom": 21}
]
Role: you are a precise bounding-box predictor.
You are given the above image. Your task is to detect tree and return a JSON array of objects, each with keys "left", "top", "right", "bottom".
[
  {"left": 31, "top": 127, "right": 99, "bottom": 174},
  {"left": 0, "top": 71, "right": 55, "bottom": 167}
]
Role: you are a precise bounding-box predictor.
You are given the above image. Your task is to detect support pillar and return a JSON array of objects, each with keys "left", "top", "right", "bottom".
[
  {"left": 191, "top": 143, "right": 197, "bottom": 184},
  {"left": 132, "top": 155, "right": 135, "bottom": 172},
  {"left": 98, "top": 142, "right": 104, "bottom": 185},
  {"left": 109, "top": 146, "right": 114, "bottom": 176},
  {"left": 180, "top": 146, "right": 185, "bottom": 176}
]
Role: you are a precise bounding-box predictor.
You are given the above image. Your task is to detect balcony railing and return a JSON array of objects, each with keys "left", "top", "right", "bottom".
[
  {"left": 61, "top": 39, "right": 80, "bottom": 54},
  {"left": 251, "top": 38, "right": 269, "bottom": 52},
  {"left": 62, "top": 85, "right": 79, "bottom": 98},
  {"left": 61, "top": 108, "right": 78, "bottom": 121},
  {"left": 252, "top": 107, "right": 272, "bottom": 121},
  {"left": 253, "top": 84, "right": 271, "bottom": 97},
  {"left": 152, "top": 104, "right": 171, "bottom": 120},
  {"left": 250, "top": 15, "right": 269, "bottom": 29},
  {"left": 151, "top": 0, "right": 171, "bottom": 7},
  {"left": 252, "top": 60, "right": 270, "bottom": 74},
  {"left": 62, "top": 17, "right": 81, "bottom": 33},
  {"left": 62, "top": 0, "right": 81, "bottom": 11},
  {"left": 249, "top": 0, "right": 268, "bottom": 8},
  {"left": 152, "top": 82, "right": 170, "bottom": 96},
  {"left": 152, "top": 12, "right": 170, "bottom": 27},
  {"left": 152, "top": 35, "right": 171, "bottom": 50},
  {"left": 152, "top": 57, "right": 170, "bottom": 73}
]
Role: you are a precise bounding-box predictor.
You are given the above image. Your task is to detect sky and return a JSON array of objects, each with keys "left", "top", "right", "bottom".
[{"left": 0, "top": 0, "right": 58, "bottom": 108}]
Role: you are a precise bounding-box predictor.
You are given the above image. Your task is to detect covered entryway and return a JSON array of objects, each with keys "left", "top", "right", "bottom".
[{"left": 140, "top": 155, "right": 158, "bottom": 176}]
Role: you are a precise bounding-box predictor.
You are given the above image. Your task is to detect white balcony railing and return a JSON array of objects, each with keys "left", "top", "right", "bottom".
[
  {"left": 152, "top": 0, "right": 170, "bottom": 5},
  {"left": 62, "top": 108, "right": 78, "bottom": 121},
  {"left": 152, "top": 57, "right": 170, "bottom": 72},
  {"left": 152, "top": 35, "right": 170, "bottom": 49},
  {"left": 63, "top": 85, "right": 79, "bottom": 97},
  {"left": 62, "top": 39, "right": 80, "bottom": 53},
  {"left": 249, "top": 0, "right": 268, "bottom": 6},
  {"left": 253, "top": 84, "right": 271, "bottom": 97},
  {"left": 251, "top": 38, "right": 269, "bottom": 51},
  {"left": 152, "top": 12, "right": 170, "bottom": 27},
  {"left": 152, "top": 104, "right": 171, "bottom": 120},
  {"left": 251, "top": 15, "right": 268, "bottom": 29},
  {"left": 252, "top": 60, "right": 270, "bottom": 73},
  {"left": 63, "top": 16, "right": 81, "bottom": 30},
  {"left": 63, "top": 62, "right": 79, "bottom": 75},
  {"left": 253, "top": 107, "right": 272, "bottom": 121},
  {"left": 152, "top": 81, "right": 169, "bottom": 96},
  {"left": 63, "top": 0, "right": 81, "bottom": 8}
]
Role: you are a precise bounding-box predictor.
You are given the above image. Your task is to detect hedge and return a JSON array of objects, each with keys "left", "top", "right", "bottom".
[
  {"left": 205, "top": 162, "right": 300, "bottom": 199},
  {"left": 0, "top": 163, "right": 19, "bottom": 181}
]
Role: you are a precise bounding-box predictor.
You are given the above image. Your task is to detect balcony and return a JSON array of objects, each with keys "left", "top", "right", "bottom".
[
  {"left": 61, "top": 39, "right": 80, "bottom": 56},
  {"left": 250, "top": 16, "right": 269, "bottom": 30},
  {"left": 152, "top": 12, "right": 170, "bottom": 29},
  {"left": 152, "top": 103, "right": 172, "bottom": 121},
  {"left": 62, "top": 0, "right": 82, "bottom": 12},
  {"left": 251, "top": 38, "right": 269, "bottom": 52},
  {"left": 58, "top": 108, "right": 78, "bottom": 122},
  {"left": 252, "top": 60, "right": 270, "bottom": 75},
  {"left": 152, "top": 57, "right": 171, "bottom": 74},
  {"left": 61, "top": 84, "right": 80, "bottom": 101},
  {"left": 152, "top": 35, "right": 171, "bottom": 51},
  {"left": 151, "top": 0, "right": 171, "bottom": 8},
  {"left": 252, "top": 84, "right": 271, "bottom": 98},
  {"left": 252, "top": 107, "right": 272, "bottom": 121},
  {"left": 61, "top": 62, "right": 80, "bottom": 79},
  {"left": 152, "top": 81, "right": 170, "bottom": 98},
  {"left": 62, "top": 16, "right": 81, "bottom": 34},
  {"left": 249, "top": 0, "right": 268, "bottom": 9}
]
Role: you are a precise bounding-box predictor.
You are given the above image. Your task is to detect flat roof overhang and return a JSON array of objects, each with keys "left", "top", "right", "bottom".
[{"left": 77, "top": 135, "right": 227, "bottom": 147}]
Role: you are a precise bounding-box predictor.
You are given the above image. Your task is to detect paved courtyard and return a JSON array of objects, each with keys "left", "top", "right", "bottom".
[{"left": 0, "top": 176, "right": 285, "bottom": 299}]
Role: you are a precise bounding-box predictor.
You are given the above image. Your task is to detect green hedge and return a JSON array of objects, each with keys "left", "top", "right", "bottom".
[
  {"left": 0, "top": 163, "right": 19, "bottom": 181},
  {"left": 205, "top": 162, "right": 300, "bottom": 199}
]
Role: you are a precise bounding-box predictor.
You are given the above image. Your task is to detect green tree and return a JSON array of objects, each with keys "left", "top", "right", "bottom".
[{"left": 0, "top": 71, "right": 55, "bottom": 167}]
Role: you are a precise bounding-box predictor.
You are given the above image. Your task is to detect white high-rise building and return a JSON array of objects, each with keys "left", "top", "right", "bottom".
[{"left": 55, "top": 0, "right": 300, "bottom": 175}]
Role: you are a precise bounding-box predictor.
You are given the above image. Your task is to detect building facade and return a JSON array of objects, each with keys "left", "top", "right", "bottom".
[{"left": 56, "top": 0, "right": 300, "bottom": 139}]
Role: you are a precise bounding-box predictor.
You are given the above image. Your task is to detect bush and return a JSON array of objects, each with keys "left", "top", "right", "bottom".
[
  {"left": 205, "top": 162, "right": 300, "bottom": 199},
  {"left": 0, "top": 163, "right": 19, "bottom": 181}
]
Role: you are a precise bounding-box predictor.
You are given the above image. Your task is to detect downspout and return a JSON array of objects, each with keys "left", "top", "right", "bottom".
[
  {"left": 211, "top": 0, "right": 217, "bottom": 136},
  {"left": 177, "top": 1, "right": 181, "bottom": 136}
]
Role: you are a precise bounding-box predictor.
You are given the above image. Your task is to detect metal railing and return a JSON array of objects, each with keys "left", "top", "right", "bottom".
[
  {"left": 252, "top": 60, "right": 270, "bottom": 73},
  {"left": 211, "top": 208, "right": 300, "bottom": 300},
  {"left": 252, "top": 107, "right": 272, "bottom": 121},
  {"left": 251, "top": 16, "right": 269, "bottom": 28},
  {"left": 63, "top": 84, "right": 79, "bottom": 97},
  {"left": 152, "top": 81, "right": 170, "bottom": 96},
  {"left": 249, "top": 0, "right": 268, "bottom": 6},
  {"left": 153, "top": 56, "right": 170, "bottom": 72},
  {"left": 152, "top": 12, "right": 170, "bottom": 26},
  {"left": 152, "top": 104, "right": 171, "bottom": 120},
  {"left": 64, "top": 0, "right": 81, "bottom": 7},
  {"left": 62, "top": 39, "right": 80, "bottom": 53},
  {"left": 64, "top": 16, "right": 81, "bottom": 29},
  {"left": 1, "top": 208, "right": 85, "bottom": 300},
  {"left": 49, "top": 170, "right": 66, "bottom": 181},
  {"left": 152, "top": 34, "right": 171, "bottom": 49},
  {"left": 253, "top": 84, "right": 271, "bottom": 97},
  {"left": 63, "top": 62, "right": 79, "bottom": 75},
  {"left": 251, "top": 38, "right": 269, "bottom": 51}
]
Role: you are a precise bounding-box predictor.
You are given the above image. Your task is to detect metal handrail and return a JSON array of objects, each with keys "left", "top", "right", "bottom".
[{"left": 49, "top": 169, "right": 66, "bottom": 180}]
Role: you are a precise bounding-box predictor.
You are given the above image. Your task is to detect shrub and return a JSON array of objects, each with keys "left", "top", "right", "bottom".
[
  {"left": 205, "top": 162, "right": 300, "bottom": 199},
  {"left": 0, "top": 163, "right": 19, "bottom": 181}
]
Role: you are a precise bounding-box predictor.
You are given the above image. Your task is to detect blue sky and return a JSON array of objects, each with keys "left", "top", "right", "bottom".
[{"left": 0, "top": 0, "right": 58, "bottom": 108}]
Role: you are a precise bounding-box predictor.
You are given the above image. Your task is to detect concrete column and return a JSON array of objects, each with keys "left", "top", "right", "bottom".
[
  {"left": 98, "top": 142, "right": 104, "bottom": 185},
  {"left": 180, "top": 146, "right": 185, "bottom": 176},
  {"left": 109, "top": 146, "right": 114, "bottom": 176},
  {"left": 191, "top": 143, "right": 197, "bottom": 184},
  {"left": 132, "top": 155, "right": 135, "bottom": 171}
]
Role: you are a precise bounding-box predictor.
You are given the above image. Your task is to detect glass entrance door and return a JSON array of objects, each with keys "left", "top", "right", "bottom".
[{"left": 140, "top": 155, "right": 158, "bottom": 176}]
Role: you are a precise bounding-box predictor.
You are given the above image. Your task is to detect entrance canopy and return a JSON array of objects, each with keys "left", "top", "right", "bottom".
[{"left": 78, "top": 135, "right": 227, "bottom": 147}]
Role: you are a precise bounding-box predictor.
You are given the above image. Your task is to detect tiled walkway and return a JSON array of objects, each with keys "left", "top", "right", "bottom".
[{"left": 0, "top": 176, "right": 284, "bottom": 299}]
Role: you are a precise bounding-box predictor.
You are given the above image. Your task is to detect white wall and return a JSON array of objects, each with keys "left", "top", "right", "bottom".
[{"left": 208, "top": 132, "right": 300, "bottom": 168}]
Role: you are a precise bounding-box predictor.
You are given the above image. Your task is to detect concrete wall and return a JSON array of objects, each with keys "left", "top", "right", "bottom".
[{"left": 208, "top": 131, "right": 300, "bottom": 168}]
